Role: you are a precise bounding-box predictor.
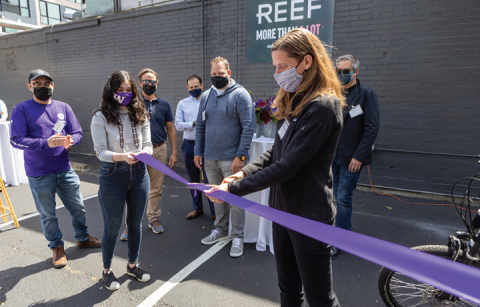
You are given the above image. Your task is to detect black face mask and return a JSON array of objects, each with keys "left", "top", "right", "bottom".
[
  {"left": 143, "top": 84, "right": 156, "bottom": 96},
  {"left": 33, "top": 87, "right": 53, "bottom": 101},
  {"left": 211, "top": 76, "right": 229, "bottom": 89}
]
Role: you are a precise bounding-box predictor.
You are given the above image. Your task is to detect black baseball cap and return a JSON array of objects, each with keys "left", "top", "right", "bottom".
[{"left": 28, "top": 69, "right": 53, "bottom": 82}]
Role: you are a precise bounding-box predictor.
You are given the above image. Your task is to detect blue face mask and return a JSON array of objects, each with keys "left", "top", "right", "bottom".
[
  {"left": 189, "top": 88, "right": 202, "bottom": 99},
  {"left": 338, "top": 69, "right": 356, "bottom": 85}
]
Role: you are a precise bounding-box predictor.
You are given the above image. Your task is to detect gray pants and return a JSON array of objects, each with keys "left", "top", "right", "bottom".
[{"left": 204, "top": 158, "right": 245, "bottom": 238}]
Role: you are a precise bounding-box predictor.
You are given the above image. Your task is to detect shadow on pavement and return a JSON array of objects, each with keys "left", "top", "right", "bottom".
[
  {"left": 28, "top": 278, "right": 118, "bottom": 307},
  {"left": 0, "top": 260, "right": 52, "bottom": 305},
  {"left": 63, "top": 245, "right": 102, "bottom": 261}
]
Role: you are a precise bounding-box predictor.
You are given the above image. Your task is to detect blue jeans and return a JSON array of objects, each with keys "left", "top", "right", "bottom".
[
  {"left": 332, "top": 155, "right": 362, "bottom": 231},
  {"left": 182, "top": 140, "right": 215, "bottom": 215},
  {"left": 28, "top": 168, "right": 88, "bottom": 249},
  {"left": 98, "top": 161, "right": 150, "bottom": 269}
]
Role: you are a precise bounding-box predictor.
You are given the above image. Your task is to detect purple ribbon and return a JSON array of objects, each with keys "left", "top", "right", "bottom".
[{"left": 137, "top": 153, "right": 480, "bottom": 305}]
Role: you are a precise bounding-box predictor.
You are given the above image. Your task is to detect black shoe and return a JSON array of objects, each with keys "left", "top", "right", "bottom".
[
  {"left": 127, "top": 264, "right": 151, "bottom": 282},
  {"left": 102, "top": 270, "right": 120, "bottom": 291},
  {"left": 331, "top": 247, "right": 343, "bottom": 259}
]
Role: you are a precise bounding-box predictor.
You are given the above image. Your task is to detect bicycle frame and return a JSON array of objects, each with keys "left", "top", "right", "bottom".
[{"left": 448, "top": 209, "right": 480, "bottom": 265}]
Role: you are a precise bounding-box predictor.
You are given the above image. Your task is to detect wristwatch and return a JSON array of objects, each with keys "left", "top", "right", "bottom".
[
  {"left": 237, "top": 155, "right": 246, "bottom": 161},
  {"left": 192, "top": 121, "right": 196, "bottom": 128}
]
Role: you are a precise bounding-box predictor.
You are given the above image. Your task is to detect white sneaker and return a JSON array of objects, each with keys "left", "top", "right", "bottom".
[
  {"left": 230, "top": 238, "right": 244, "bottom": 258},
  {"left": 102, "top": 270, "right": 120, "bottom": 291},
  {"left": 201, "top": 229, "right": 229, "bottom": 245}
]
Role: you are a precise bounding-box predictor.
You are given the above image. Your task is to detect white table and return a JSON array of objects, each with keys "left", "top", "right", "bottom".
[
  {"left": 243, "top": 135, "right": 275, "bottom": 254},
  {"left": 0, "top": 122, "right": 28, "bottom": 186}
]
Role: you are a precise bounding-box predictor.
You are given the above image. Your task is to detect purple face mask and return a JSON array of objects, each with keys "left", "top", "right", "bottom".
[{"left": 114, "top": 92, "right": 133, "bottom": 106}]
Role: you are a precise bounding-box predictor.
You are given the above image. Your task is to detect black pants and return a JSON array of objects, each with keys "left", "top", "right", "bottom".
[
  {"left": 273, "top": 222, "right": 340, "bottom": 307},
  {"left": 181, "top": 140, "right": 215, "bottom": 215}
]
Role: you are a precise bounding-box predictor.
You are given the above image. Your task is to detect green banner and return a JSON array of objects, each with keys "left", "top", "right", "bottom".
[{"left": 246, "top": 0, "right": 335, "bottom": 63}]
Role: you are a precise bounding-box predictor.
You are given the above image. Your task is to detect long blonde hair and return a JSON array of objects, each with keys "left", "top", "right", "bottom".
[{"left": 272, "top": 28, "right": 345, "bottom": 119}]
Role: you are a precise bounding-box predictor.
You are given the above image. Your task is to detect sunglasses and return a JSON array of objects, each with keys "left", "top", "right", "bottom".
[
  {"left": 337, "top": 69, "right": 354, "bottom": 75},
  {"left": 141, "top": 80, "right": 158, "bottom": 85},
  {"left": 31, "top": 82, "right": 52, "bottom": 87}
]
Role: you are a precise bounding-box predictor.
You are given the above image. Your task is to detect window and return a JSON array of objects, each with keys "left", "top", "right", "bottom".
[
  {"left": 1, "top": 27, "right": 18, "bottom": 33},
  {"left": 67, "top": 0, "right": 81, "bottom": 3},
  {"left": 0, "top": 0, "right": 30, "bottom": 17},
  {"left": 39, "top": 1, "right": 60, "bottom": 25}
]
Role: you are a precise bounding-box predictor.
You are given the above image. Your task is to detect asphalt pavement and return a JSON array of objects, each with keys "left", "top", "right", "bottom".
[{"left": 0, "top": 153, "right": 472, "bottom": 307}]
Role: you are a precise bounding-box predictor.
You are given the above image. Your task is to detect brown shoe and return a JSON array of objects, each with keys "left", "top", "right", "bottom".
[
  {"left": 186, "top": 209, "right": 204, "bottom": 220},
  {"left": 76, "top": 234, "right": 101, "bottom": 248},
  {"left": 52, "top": 246, "right": 67, "bottom": 268}
]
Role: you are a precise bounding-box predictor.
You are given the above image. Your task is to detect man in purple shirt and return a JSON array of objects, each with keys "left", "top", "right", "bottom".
[{"left": 10, "top": 69, "right": 101, "bottom": 268}]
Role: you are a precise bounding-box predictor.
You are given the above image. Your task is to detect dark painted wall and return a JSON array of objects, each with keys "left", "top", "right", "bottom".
[
  {"left": 331, "top": 0, "right": 480, "bottom": 194},
  {"left": 0, "top": 0, "right": 478, "bottom": 195}
]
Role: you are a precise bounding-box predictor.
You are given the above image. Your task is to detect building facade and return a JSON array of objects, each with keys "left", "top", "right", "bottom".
[{"left": 0, "top": 0, "right": 81, "bottom": 33}]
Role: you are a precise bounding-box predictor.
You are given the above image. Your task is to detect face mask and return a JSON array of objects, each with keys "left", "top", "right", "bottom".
[
  {"left": 274, "top": 62, "right": 304, "bottom": 93},
  {"left": 189, "top": 88, "right": 202, "bottom": 99},
  {"left": 33, "top": 87, "right": 53, "bottom": 101},
  {"left": 338, "top": 70, "right": 356, "bottom": 85},
  {"left": 114, "top": 92, "right": 133, "bottom": 106},
  {"left": 211, "top": 76, "right": 229, "bottom": 89},
  {"left": 143, "top": 84, "right": 156, "bottom": 96}
]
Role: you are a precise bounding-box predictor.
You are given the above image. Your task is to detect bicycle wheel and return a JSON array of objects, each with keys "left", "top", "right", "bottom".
[{"left": 378, "top": 245, "right": 479, "bottom": 307}]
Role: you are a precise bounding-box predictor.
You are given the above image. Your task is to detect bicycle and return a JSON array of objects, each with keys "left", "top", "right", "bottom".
[{"left": 377, "top": 173, "right": 480, "bottom": 307}]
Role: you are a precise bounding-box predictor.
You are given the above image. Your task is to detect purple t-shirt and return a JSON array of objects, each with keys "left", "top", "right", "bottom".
[{"left": 10, "top": 99, "right": 83, "bottom": 177}]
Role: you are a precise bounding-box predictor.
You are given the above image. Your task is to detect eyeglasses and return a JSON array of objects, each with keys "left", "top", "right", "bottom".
[
  {"left": 141, "top": 80, "right": 158, "bottom": 85},
  {"left": 337, "top": 69, "right": 353, "bottom": 75},
  {"left": 32, "top": 82, "right": 52, "bottom": 87}
]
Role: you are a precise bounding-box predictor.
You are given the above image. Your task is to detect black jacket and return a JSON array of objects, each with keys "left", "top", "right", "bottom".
[
  {"left": 336, "top": 79, "right": 380, "bottom": 168},
  {"left": 229, "top": 94, "right": 343, "bottom": 224}
]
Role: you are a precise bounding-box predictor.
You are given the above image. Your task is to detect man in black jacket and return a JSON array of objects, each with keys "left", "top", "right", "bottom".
[{"left": 332, "top": 55, "right": 380, "bottom": 259}]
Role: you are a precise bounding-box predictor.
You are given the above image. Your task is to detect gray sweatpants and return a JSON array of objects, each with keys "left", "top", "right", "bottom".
[{"left": 204, "top": 158, "right": 245, "bottom": 238}]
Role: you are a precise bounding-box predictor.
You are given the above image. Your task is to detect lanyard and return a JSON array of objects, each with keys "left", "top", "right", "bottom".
[{"left": 118, "top": 117, "right": 139, "bottom": 152}]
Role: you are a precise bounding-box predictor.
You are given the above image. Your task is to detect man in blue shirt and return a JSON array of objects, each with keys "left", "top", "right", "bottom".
[
  {"left": 194, "top": 57, "right": 255, "bottom": 258},
  {"left": 175, "top": 75, "right": 215, "bottom": 221},
  {"left": 122, "top": 68, "right": 177, "bottom": 236}
]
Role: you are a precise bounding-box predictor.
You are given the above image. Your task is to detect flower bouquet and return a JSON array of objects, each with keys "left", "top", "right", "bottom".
[{"left": 254, "top": 95, "right": 278, "bottom": 138}]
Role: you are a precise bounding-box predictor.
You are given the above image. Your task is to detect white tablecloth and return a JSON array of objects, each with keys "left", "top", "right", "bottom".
[
  {"left": 0, "top": 122, "right": 28, "bottom": 186},
  {"left": 243, "top": 135, "right": 275, "bottom": 254}
]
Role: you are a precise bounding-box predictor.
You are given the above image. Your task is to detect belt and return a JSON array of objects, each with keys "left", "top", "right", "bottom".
[
  {"left": 184, "top": 139, "right": 195, "bottom": 143},
  {"left": 153, "top": 141, "right": 165, "bottom": 148}
]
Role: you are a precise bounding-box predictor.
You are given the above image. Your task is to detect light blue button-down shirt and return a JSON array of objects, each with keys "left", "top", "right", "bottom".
[{"left": 175, "top": 95, "right": 200, "bottom": 141}]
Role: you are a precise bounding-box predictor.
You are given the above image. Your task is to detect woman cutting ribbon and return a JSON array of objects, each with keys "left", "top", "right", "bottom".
[
  {"left": 207, "top": 28, "right": 346, "bottom": 307},
  {"left": 91, "top": 70, "right": 153, "bottom": 291}
]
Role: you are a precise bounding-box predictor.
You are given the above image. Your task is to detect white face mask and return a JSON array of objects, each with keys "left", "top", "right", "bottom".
[{"left": 274, "top": 61, "right": 304, "bottom": 93}]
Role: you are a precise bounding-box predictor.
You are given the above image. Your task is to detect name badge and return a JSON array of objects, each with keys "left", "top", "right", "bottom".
[
  {"left": 202, "top": 111, "right": 206, "bottom": 121},
  {"left": 52, "top": 120, "right": 66, "bottom": 134},
  {"left": 349, "top": 105, "right": 363, "bottom": 118},
  {"left": 278, "top": 120, "right": 289, "bottom": 140}
]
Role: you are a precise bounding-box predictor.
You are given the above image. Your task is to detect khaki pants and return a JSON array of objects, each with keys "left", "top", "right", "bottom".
[{"left": 146, "top": 143, "right": 167, "bottom": 223}]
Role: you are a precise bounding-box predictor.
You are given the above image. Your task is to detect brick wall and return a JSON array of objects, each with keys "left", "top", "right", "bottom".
[
  {"left": 331, "top": 0, "right": 480, "bottom": 194},
  {"left": 0, "top": 0, "right": 478, "bottom": 195}
]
